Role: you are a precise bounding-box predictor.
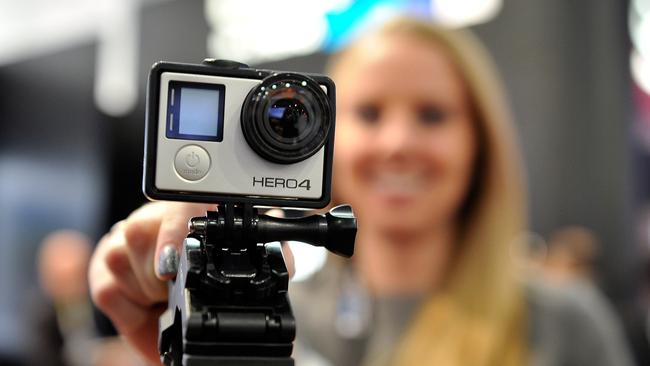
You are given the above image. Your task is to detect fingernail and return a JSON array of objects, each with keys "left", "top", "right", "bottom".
[{"left": 157, "top": 244, "right": 179, "bottom": 277}]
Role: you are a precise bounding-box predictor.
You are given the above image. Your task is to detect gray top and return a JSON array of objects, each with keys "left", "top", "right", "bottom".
[
  {"left": 289, "top": 265, "right": 635, "bottom": 366},
  {"left": 527, "top": 277, "right": 635, "bottom": 366}
]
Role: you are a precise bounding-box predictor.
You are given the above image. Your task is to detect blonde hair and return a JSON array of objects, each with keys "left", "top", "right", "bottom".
[{"left": 328, "top": 18, "right": 529, "bottom": 366}]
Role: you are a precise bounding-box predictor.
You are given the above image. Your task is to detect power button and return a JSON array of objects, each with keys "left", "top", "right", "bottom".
[{"left": 174, "top": 145, "right": 210, "bottom": 181}]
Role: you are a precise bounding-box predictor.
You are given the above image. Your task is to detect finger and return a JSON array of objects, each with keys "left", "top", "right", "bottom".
[
  {"left": 104, "top": 239, "right": 152, "bottom": 307},
  {"left": 90, "top": 238, "right": 153, "bottom": 334},
  {"left": 94, "top": 282, "right": 163, "bottom": 365},
  {"left": 123, "top": 202, "right": 168, "bottom": 242},
  {"left": 93, "top": 283, "right": 151, "bottom": 335},
  {"left": 89, "top": 231, "right": 123, "bottom": 300},
  {"left": 110, "top": 219, "right": 126, "bottom": 233},
  {"left": 265, "top": 208, "right": 285, "bottom": 218},
  {"left": 154, "top": 202, "right": 213, "bottom": 280},
  {"left": 281, "top": 242, "right": 296, "bottom": 279},
  {"left": 121, "top": 304, "right": 167, "bottom": 366},
  {"left": 122, "top": 203, "right": 169, "bottom": 303},
  {"left": 90, "top": 223, "right": 164, "bottom": 365}
]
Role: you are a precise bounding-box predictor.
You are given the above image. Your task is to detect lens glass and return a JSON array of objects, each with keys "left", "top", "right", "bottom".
[
  {"left": 241, "top": 73, "right": 331, "bottom": 164},
  {"left": 267, "top": 97, "right": 310, "bottom": 140}
]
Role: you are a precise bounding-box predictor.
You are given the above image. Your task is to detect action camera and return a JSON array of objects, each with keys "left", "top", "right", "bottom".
[{"left": 143, "top": 60, "right": 336, "bottom": 208}]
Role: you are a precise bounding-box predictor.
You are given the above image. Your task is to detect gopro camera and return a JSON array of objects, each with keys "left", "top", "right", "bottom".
[{"left": 143, "top": 60, "right": 336, "bottom": 208}]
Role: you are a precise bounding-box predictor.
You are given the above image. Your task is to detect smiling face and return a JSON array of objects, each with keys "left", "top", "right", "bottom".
[{"left": 332, "top": 34, "right": 478, "bottom": 235}]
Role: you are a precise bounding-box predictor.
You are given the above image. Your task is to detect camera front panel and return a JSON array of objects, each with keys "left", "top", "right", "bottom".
[{"left": 144, "top": 63, "right": 334, "bottom": 208}]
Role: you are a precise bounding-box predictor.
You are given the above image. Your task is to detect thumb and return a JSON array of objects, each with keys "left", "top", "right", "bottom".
[{"left": 154, "top": 202, "right": 214, "bottom": 280}]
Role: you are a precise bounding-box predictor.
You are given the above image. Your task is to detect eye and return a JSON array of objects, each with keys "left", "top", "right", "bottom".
[
  {"left": 417, "top": 105, "right": 446, "bottom": 125},
  {"left": 355, "top": 104, "right": 381, "bottom": 124}
]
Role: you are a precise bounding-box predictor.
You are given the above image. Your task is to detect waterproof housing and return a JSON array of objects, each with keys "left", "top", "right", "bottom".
[{"left": 143, "top": 60, "right": 336, "bottom": 209}]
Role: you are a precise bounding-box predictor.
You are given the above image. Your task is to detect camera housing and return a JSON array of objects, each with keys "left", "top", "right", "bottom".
[{"left": 143, "top": 60, "right": 336, "bottom": 208}]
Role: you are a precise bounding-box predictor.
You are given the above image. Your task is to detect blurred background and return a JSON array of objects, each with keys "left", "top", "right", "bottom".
[{"left": 0, "top": 0, "right": 649, "bottom": 365}]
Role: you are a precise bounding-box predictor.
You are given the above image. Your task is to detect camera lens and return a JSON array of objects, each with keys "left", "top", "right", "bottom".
[
  {"left": 241, "top": 73, "right": 332, "bottom": 164},
  {"left": 267, "top": 98, "right": 310, "bottom": 140}
]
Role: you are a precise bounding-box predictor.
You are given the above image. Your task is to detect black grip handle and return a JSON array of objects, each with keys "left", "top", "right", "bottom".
[{"left": 256, "top": 205, "right": 356, "bottom": 258}]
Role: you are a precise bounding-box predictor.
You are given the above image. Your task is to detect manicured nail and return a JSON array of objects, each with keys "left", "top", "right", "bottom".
[{"left": 157, "top": 244, "right": 179, "bottom": 277}]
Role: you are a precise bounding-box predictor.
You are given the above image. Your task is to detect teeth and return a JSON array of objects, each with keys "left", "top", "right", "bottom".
[{"left": 372, "top": 172, "right": 426, "bottom": 193}]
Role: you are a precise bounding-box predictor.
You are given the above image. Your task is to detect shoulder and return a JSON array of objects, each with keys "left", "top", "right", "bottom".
[
  {"left": 289, "top": 261, "right": 342, "bottom": 308},
  {"left": 289, "top": 263, "right": 350, "bottom": 362},
  {"left": 526, "top": 278, "right": 634, "bottom": 366}
]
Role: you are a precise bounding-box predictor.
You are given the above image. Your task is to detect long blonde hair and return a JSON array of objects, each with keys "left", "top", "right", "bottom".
[{"left": 328, "top": 18, "right": 529, "bottom": 366}]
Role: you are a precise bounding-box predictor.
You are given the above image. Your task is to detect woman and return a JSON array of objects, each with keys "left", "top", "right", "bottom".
[
  {"left": 293, "top": 18, "right": 526, "bottom": 366},
  {"left": 89, "top": 18, "right": 633, "bottom": 366}
]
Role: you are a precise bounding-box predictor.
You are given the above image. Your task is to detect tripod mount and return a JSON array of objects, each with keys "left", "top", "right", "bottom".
[{"left": 158, "top": 203, "right": 357, "bottom": 366}]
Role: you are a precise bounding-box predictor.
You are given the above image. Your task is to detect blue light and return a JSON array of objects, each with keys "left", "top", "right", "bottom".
[{"left": 323, "top": 0, "right": 433, "bottom": 52}]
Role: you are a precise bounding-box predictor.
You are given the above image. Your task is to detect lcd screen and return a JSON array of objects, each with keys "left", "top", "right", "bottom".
[{"left": 166, "top": 81, "right": 225, "bottom": 142}]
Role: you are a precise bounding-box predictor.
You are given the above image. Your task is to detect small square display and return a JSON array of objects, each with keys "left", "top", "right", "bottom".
[{"left": 166, "top": 81, "right": 225, "bottom": 142}]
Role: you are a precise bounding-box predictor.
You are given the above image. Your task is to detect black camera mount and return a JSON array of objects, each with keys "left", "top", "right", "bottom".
[{"left": 158, "top": 203, "right": 356, "bottom": 366}]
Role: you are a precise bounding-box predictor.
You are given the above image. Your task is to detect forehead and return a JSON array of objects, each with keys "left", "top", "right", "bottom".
[{"left": 333, "top": 34, "right": 467, "bottom": 102}]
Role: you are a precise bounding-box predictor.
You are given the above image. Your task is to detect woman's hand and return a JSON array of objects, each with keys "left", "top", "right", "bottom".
[
  {"left": 88, "top": 202, "right": 213, "bottom": 364},
  {"left": 88, "top": 202, "right": 295, "bottom": 365}
]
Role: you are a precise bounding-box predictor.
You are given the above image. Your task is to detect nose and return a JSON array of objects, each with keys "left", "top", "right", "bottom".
[{"left": 375, "top": 109, "right": 416, "bottom": 158}]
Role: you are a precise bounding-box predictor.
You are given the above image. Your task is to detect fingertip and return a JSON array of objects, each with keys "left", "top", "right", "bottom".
[
  {"left": 98, "top": 289, "right": 149, "bottom": 334},
  {"left": 281, "top": 242, "right": 296, "bottom": 279},
  {"left": 123, "top": 223, "right": 148, "bottom": 251},
  {"left": 90, "top": 278, "right": 122, "bottom": 314},
  {"left": 155, "top": 244, "right": 179, "bottom": 280},
  {"left": 265, "top": 208, "right": 285, "bottom": 218},
  {"left": 122, "top": 203, "right": 167, "bottom": 251},
  {"left": 153, "top": 206, "right": 199, "bottom": 278},
  {"left": 105, "top": 245, "right": 131, "bottom": 276}
]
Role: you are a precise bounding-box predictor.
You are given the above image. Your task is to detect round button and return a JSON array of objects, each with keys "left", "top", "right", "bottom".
[{"left": 174, "top": 145, "right": 210, "bottom": 181}]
